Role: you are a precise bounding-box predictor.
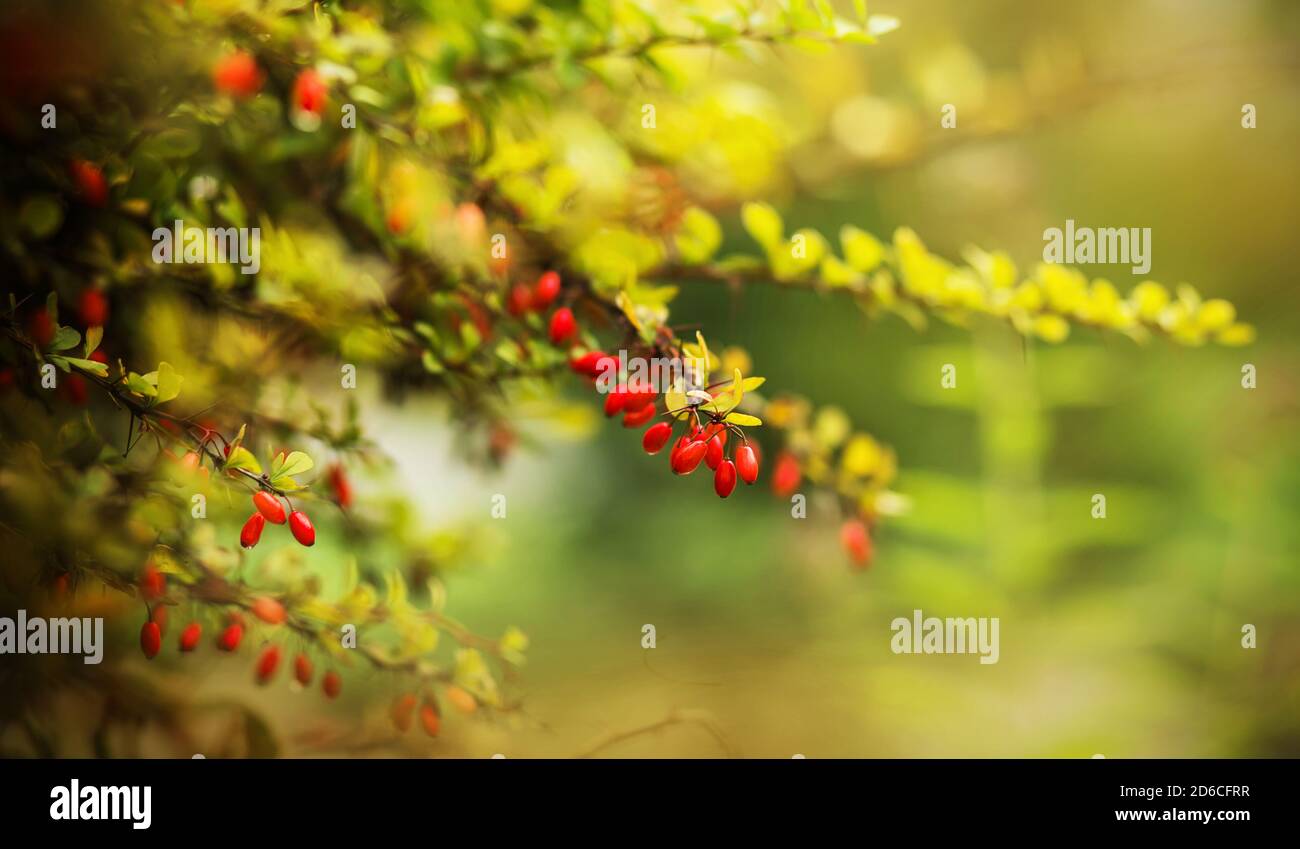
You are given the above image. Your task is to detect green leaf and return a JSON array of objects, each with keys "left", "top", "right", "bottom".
[
  {"left": 225, "top": 445, "right": 262, "bottom": 475},
  {"left": 273, "top": 451, "right": 314, "bottom": 482},
  {"left": 125, "top": 373, "right": 157, "bottom": 397},
  {"left": 49, "top": 326, "right": 81, "bottom": 352},
  {"left": 741, "top": 202, "right": 784, "bottom": 250},
  {"left": 724, "top": 412, "right": 763, "bottom": 427},
  {"left": 84, "top": 325, "right": 103, "bottom": 357},
  {"left": 841, "top": 225, "right": 885, "bottom": 272},
  {"left": 142, "top": 127, "right": 201, "bottom": 160},
  {"left": 20, "top": 195, "right": 64, "bottom": 240},
  {"left": 154, "top": 361, "right": 182, "bottom": 404},
  {"left": 63, "top": 357, "right": 109, "bottom": 377}
]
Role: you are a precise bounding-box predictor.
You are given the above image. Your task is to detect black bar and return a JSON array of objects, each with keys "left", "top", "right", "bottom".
[{"left": 3, "top": 758, "right": 1284, "bottom": 834}]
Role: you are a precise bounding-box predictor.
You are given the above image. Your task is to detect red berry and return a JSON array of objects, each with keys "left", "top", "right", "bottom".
[
  {"left": 78, "top": 289, "right": 109, "bottom": 327},
  {"left": 386, "top": 200, "right": 412, "bottom": 235},
  {"left": 240, "top": 512, "right": 266, "bottom": 549},
  {"left": 671, "top": 439, "right": 708, "bottom": 475},
  {"left": 292, "top": 68, "right": 327, "bottom": 114},
  {"left": 642, "top": 421, "right": 673, "bottom": 454},
  {"left": 772, "top": 452, "right": 802, "bottom": 497},
  {"left": 140, "top": 621, "right": 161, "bottom": 659},
  {"left": 179, "top": 621, "right": 202, "bottom": 652},
  {"left": 533, "top": 271, "right": 561, "bottom": 308},
  {"left": 322, "top": 670, "right": 341, "bottom": 699},
  {"left": 328, "top": 464, "right": 353, "bottom": 509},
  {"left": 28, "top": 309, "right": 55, "bottom": 348},
  {"left": 623, "top": 387, "right": 656, "bottom": 412},
  {"left": 735, "top": 443, "right": 760, "bottom": 484},
  {"left": 446, "top": 685, "right": 478, "bottom": 715},
  {"left": 392, "top": 693, "right": 417, "bottom": 732},
  {"left": 507, "top": 284, "right": 533, "bottom": 317},
  {"left": 621, "top": 403, "right": 656, "bottom": 428},
  {"left": 714, "top": 459, "right": 737, "bottom": 498},
  {"left": 548, "top": 307, "right": 576, "bottom": 345},
  {"left": 289, "top": 510, "right": 315, "bottom": 547},
  {"left": 840, "top": 519, "right": 873, "bottom": 570},
  {"left": 703, "top": 427, "right": 727, "bottom": 470},
  {"left": 294, "top": 653, "right": 313, "bottom": 686},
  {"left": 251, "top": 596, "right": 285, "bottom": 625},
  {"left": 419, "top": 702, "right": 441, "bottom": 738},
  {"left": 569, "top": 350, "right": 611, "bottom": 378},
  {"left": 213, "top": 50, "right": 261, "bottom": 97},
  {"left": 69, "top": 159, "right": 108, "bottom": 207},
  {"left": 63, "top": 374, "right": 88, "bottom": 405},
  {"left": 252, "top": 491, "right": 286, "bottom": 524},
  {"left": 218, "top": 622, "right": 243, "bottom": 652},
  {"left": 604, "top": 387, "right": 628, "bottom": 417},
  {"left": 139, "top": 562, "right": 165, "bottom": 600},
  {"left": 256, "top": 645, "right": 281, "bottom": 684}
]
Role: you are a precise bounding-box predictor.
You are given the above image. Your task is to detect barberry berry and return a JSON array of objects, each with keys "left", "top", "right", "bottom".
[
  {"left": 139, "top": 562, "right": 165, "bottom": 600},
  {"left": 840, "top": 519, "right": 873, "bottom": 570},
  {"left": 289, "top": 510, "right": 315, "bottom": 547},
  {"left": 642, "top": 421, "right": 673, "bottom": 454},
  {"left": 322, "top": 670, "right": 341, "bottom": 699},
  {"left": 292, "top": 68, "right": 327, "bottom": 114},
  {"left": 548, "top": 307, "right": 577, "bottom": 345},
  {"left": 218, "top": 622, "right": 243, "bottom": 652},
  {"left": 419, "top": 702, "right": 441, "bottom": 737},
  {"left": 621, "top": 403, "right": 657, "bottom": 428},
  {"left": 445, "top": 685, "right": 478, "bottom": 715},
  {"left": 140, "top": 621, "right": 161, "bottom": 659},
  {"left": 671, "top": 439, "right": 708, "bottom": 475},
  {"left": 240, "top": 512, "right": 266, "bottom": 549},
  {"left": 251, "top": 596, "right": 285, "bottom": 625},
  {"left": 179, "top": 621, "right": 202, "bottom": 652},
  {"left": 78, "top": 288, "right": 109, "bottom": 327},
  {"left": 256, "top": 645, "right": 281, "bottom": 684},
  {"left": 391, "top": 693, "right": 417, "bottom": 732},
  {"left": 772, "top": 452, "right": 801, "bottom": 497},
  {"left": 69, "top": 159, "right": 108, "bottom": 207},
  {"left": 294, "top": 653, "right": 313, "bottom": 686},
  {"left": 213, "top": 50, "right": 261, "bottom": 97},
  {"left": 533, "top": 271, "right": 561, "bottom": 308},
  {"left": 714, "top": 459, "right": 737, "bottom": 498},
  {"left": 252, "top": 491, "right": 286, "bottom": 524},
  {"left": 735, "top": 443, "right": 760, "bottom": 484}
]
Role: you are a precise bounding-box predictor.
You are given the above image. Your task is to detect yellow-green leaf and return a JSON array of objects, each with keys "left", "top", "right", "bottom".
[{"left": 725, "top": 412, "right": 762, "bottom": 427}]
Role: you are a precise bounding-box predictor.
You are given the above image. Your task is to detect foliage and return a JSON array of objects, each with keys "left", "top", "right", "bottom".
[{"left": 0, "top": 0, "right": 1251, "bottom": 755}]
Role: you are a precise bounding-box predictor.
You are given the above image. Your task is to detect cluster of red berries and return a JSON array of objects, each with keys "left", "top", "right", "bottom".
[
  {"left": 390, "top": 685, "right": 477, "bottom": 739},
  {"left": 506, "top": 270, "right": 580, "bottom": 349},
  {"left": 137, "top": 565, "right": 343, "bottom": 696},
  {"left": 241, "top": 490, "right": 314, "bottom": 549},
  {"left": 569, "top": 353, "right": 763, "bottom": 498},
  {"left": 212, "top": 50, "right": 326, "bottom": 116}
]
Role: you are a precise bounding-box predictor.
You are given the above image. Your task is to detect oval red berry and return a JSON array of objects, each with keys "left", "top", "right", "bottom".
[
  {"left": 218, "top": 622, "right": 243, "bottom": 652},
  {"left": 179, "top": 621, "right": 202, "bottom": 652},
  {"left": 140, "top": 621, "right": 161, "bottom": 659},
  {"left": 714, "top": 459, "right": 737, "bottom": 498},
  {"left": 642, "top": 421, "right": 673, "bottom": 454},
  {"left": 671, "top": 439, "right": 708, "bottom": 475},
  {"left": 533, "top": 271, "right": 562, "bottom": 308},
  {"left": 322, "top": 670, "right": 341, "bottom": 699},
  {"left": 240, "top": 512, "right": 266, "bottom": 549},
  {"left": 735, "top": 444, "right": 760, "bottom": 484},
  {"left": 289, "top": 511, "right": 315, "bottom": 547},
  {"left": 548, "top": 307, "right": 577, "bottom": 345},
  {"left": 252, "top": 491, "right": 286, "bottom": 524},
  {"left": 294, "top": 653, "right": 313, "bottom": 686},
  {"left": 256, "top": 645, "right": 281, "bottom": 684}
]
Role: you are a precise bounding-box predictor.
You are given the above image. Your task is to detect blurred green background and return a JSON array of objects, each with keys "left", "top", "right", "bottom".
[{"left": 384, "top": 0, "right": 1300, "bottom": 757}]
